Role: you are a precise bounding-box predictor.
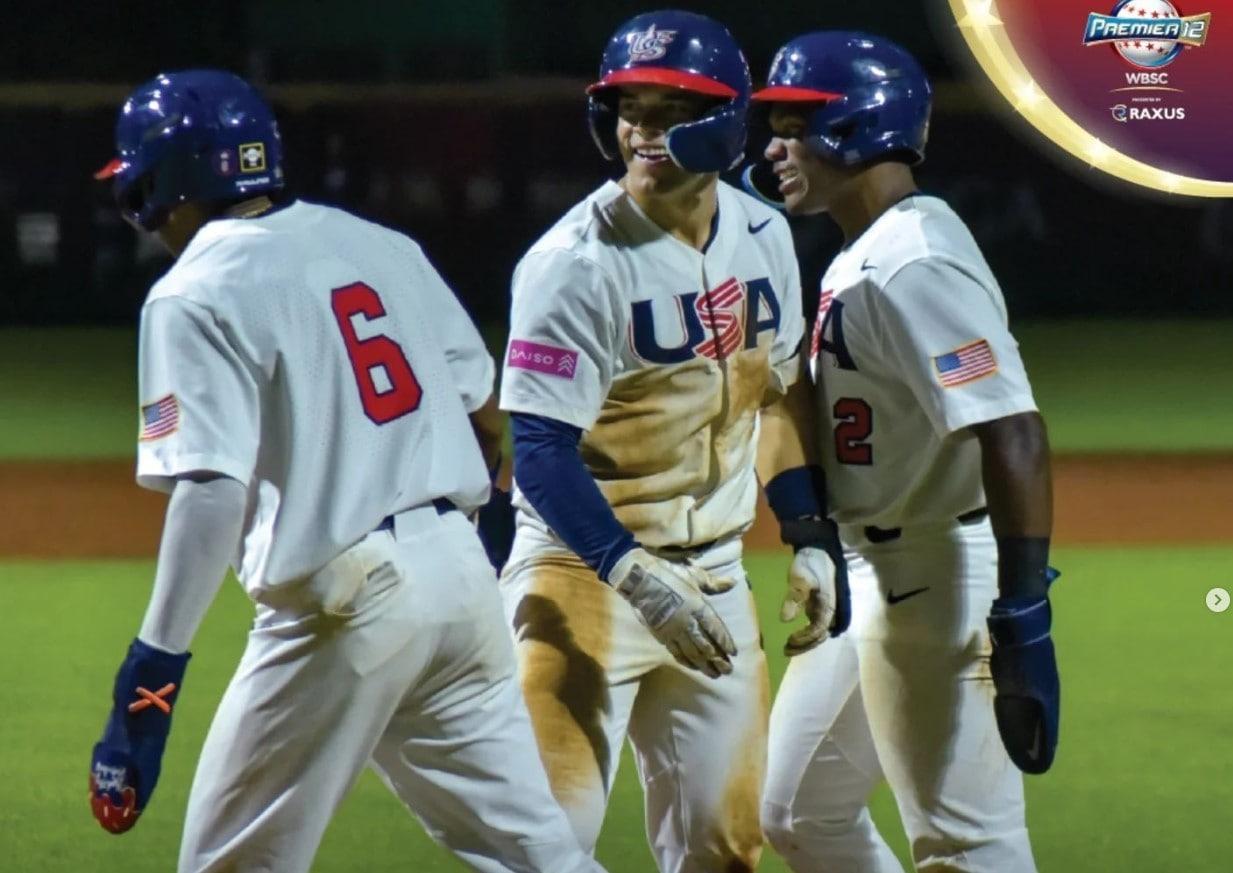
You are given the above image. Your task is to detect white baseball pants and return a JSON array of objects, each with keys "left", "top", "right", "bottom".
[
  {"left": 177, "top": 505, "right": 603, "bottom": 873},
  {"left": 499, "top": 543, "right": 769, "bottom": 873},
  {"left": 763, "top": 518, "right": 1037, "bottom": 873}
]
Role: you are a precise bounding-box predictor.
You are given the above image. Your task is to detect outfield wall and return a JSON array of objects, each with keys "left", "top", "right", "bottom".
[{"left": 4, "top": 84, "right": 1233, "bottom": 328}]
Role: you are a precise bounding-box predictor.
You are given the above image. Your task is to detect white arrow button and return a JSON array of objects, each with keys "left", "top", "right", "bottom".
[{"left": 1207, "top": 588, "right": 1230, "bottom": 614}]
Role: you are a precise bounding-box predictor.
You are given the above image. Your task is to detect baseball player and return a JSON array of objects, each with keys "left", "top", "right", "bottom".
[
  {"left": 87, "top": 70, "right": 603, "bottom": 873},
  {"left": 497, "top": 11, "right": 850, "bottom": 872},
  {"left": 743, "top": 33, "right": 1060, "bottom": 873}
]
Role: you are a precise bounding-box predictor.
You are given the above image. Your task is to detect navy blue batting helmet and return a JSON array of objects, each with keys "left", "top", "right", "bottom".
[
  {"left": 587, "top": 10, "right": 751, "bottom": 173},
  {"left": 95, "top": 70, "right": 284, "bottom": 231},
  {"left": 752, "top": 32, "right": 931, "bottom": 166}
]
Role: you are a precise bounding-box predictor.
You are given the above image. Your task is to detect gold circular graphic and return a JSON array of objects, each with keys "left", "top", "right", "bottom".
[{"left": 947, "top": 0, "right": 1233, "bottom": 197}]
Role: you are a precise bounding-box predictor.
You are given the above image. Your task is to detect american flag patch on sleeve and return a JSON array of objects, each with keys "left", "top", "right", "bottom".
[
  {"left": 933, "top": 340, "right": 997, "bottom": 387},
  {"left": 139, "top": 394, "right": 179, "bottom": 440}
]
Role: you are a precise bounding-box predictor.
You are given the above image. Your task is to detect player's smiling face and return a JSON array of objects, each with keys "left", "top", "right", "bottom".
[
  {"left": 615, "top": 84, "right": 716, "bottom": 197},
  {"left": 766, "top": 104, "right": 849, "bottom": 216}
]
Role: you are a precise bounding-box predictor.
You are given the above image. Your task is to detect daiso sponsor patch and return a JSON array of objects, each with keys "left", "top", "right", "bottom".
[{"left": 507, "top": 339, "right": 579, "bottom": 380}]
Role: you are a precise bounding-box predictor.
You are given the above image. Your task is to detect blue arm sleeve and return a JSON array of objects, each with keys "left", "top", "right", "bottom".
[
  {"left": 511, "top": 412, "right": 636, "bottom": 582},
  {"left": 764, "top": 465, "right": 826, "bottom": 521}
]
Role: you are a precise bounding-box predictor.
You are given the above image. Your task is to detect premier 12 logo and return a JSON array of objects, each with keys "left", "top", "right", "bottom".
[{"left": 1083, "top": 1, "right": 1210, "bottom": 69}]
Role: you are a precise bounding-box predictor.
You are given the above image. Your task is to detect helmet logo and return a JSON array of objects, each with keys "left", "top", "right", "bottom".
[
  {"left": 239, "top": 142, "right": 267, "bottom": 173},
  {"left": 627, "top": 25, "right": 676, "bottom": 62}
]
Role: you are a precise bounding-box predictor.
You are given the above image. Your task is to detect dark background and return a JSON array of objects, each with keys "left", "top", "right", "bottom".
[{"left": 3, "top": 0, "right": 1230, "bottom": 326}]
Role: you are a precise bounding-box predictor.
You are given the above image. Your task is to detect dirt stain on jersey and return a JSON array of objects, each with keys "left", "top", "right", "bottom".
[
  {"left": 728, "top": 346, "right": 775, "bottom": 425},
  {"left": 709, "top": 345, "right": 771, "bottom": 487},
  {"left": 586, "top": 358, "right": 718, "bottom": 473},
  {"left": 582, "top": 343, "right": 775, "bottom": 548},
  {"left": 510, "top": 556, "right": 616, "bottom": 809},
  {"left": 584, "top": 358, "right": 716, "bottom": 540}
]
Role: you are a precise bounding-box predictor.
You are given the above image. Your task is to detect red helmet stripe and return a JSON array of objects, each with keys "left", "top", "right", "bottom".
[
  {"left": 751, "top": 85, "right": 843, "bottom": 102},
  {"left": 93, "top": 157, "right": 125, "bottom": 181},
  {"left": 587, "top": 67, "right": 738, "bottom": 98}
]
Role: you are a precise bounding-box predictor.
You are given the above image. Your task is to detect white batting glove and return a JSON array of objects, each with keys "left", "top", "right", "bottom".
[
  {"left": 780, "top": 546, "right": 839, "bottom": 656},
  {"left": 609, "top": 547, "right": 738, "bottom": 678}
]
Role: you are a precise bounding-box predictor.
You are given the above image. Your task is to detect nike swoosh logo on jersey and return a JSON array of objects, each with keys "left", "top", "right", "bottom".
[
  {"left": 748, "top": 218, "right": 772, "bottom": 234},
  {"left": 886, "top": 586, "right": 930, "bottom": 605},
  {"left": 860, "top": 258, "right": 875, "bottom": 270}
]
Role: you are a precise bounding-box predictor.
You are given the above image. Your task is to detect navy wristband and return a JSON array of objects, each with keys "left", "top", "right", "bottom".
[{"left": 765, "top": 466, "right": 825, "bottom": 521}]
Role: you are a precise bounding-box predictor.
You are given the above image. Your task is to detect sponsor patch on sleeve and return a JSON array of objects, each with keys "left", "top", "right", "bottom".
[
  {"left": 507, "top": 340, "right": 578, "bottom": 380},
  {"left": 933, "top": 339, "right": 997, "bottom": 388},
  {"left": 139, "top": 393, "right": 179, "bottom": 440}
]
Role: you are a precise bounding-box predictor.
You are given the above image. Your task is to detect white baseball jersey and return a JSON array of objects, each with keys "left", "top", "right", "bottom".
[
  {"left": 499, "top": 179, "right": 803, "bottom": 549},
  {"left": 809, "top": 195, "right": 1037, "bottom": 528},
  {"left": 135, "top": 200, "right": 493, "bottom": 597}
]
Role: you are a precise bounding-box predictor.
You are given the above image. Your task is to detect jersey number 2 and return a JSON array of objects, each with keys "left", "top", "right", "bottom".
[
  {"left": 331, "top": 282, "right": 422, "bottom": 424},
  {"left": 833, "top": 398, "right": 873, "bottom": 465}
]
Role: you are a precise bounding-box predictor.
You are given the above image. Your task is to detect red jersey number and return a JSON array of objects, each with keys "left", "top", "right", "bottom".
[
  {"left": 331, "top": 282, "right": 422, "bottom": 424},
  {"left": 833, "top": 397, "right": 873, "bottom": 465}
]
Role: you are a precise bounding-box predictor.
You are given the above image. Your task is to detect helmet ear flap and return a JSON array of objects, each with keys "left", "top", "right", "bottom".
[
  {"left": 587, "top": 90, "right": 621, "bottom": 162},
  {"left": 801, "top": 97, "right": 868, "bottom": 166},
  {"left": 830, "top": 115, "right": 862, "bottom": 143},
  {"left": 117, "top": 171, "right": 170, "bottom": 232},
  {"left": 665, "top": 99, "right": 748, "bottom": 173},
  {"left": 117, "top": 135, "right": 209, "bottom": 231},
  {"left": 817, "top": 89, "right": 928, "bottom": 167}
]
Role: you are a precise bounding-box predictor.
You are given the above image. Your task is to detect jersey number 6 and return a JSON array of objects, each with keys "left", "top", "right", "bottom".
[
  {"left": 331, "top": 282, "right": 423, "bottom": 424},
  {"left": 833, "top": 397, "right": 873, "bottom": 465}
]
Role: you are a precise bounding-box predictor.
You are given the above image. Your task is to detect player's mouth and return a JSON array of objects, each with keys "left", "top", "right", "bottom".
[
  {"left": 775, "top": 164, "right": 804, "bottom": 196},
  {"left": 634, "top": 145, "right": 671, "bottom": 165}
]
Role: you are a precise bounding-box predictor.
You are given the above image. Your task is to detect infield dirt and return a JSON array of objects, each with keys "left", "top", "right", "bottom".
[{"left": 1, "top": 454, "right": 1229, "bottom": 558}]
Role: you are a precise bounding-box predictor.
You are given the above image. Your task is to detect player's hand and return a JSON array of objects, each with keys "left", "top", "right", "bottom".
[
  {"left": 986, "top": 570, "right": 1060, "bottom": 774},
  {"left": 608, "top": 547, "right": 738, "bottom": 678},
  {"left": 89, "top": 638, "right": 190, "bottom": 833},
  {"left": 780, "top": 546, "right": 846, "bottom": 655},
  {"left": 777, "top": 516, "right": 851, "bottom": 656}
]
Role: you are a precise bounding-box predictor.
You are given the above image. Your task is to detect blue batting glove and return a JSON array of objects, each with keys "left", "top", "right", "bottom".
[
  {"left": 90, "top": 638, "right": 190, "bottom": 833},
  {"left": 986, "top": 568, "right": 1061, "bottom": 774}
]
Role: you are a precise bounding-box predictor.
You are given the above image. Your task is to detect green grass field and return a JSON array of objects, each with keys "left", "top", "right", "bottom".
[
  {"left": 3, "top": 321, "right": 1233, "bottom": 458},
  {"left": 3, "top": 547, "right": 1231, "bottom": 872},
  {"left": 3, "top": 319, "right": 1230, "bottom": 870}
]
